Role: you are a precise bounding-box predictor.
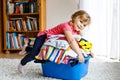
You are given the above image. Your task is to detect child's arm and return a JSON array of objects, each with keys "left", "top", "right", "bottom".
[{"left": 64, "top": 30, "right": 84, "bottom": 62}]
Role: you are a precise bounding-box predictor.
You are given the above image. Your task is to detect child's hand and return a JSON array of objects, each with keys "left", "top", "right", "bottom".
[
  {"left": 78, "top": 54, "right": 84, "bottom": 62},
  {"left": 90, "top": 52, "right": 94, "bottom": 58}
]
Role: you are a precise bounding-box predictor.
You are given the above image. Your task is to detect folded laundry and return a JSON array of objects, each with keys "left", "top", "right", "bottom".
[{"left": 35, "top": 35, "right": 92, "bottom": 65}]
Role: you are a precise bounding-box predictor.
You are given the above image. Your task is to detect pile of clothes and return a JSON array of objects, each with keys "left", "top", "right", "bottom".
[{"left": 35, "top": 35, "right": 92, "bottom": 66}]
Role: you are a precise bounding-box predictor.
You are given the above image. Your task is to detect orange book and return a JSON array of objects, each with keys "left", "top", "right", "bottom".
[
  {"left": 21, "top": 19, "right": 27, "bottom": 31},
  {"left": 16, "top": 20, "right": 21, "bottom": 31}
]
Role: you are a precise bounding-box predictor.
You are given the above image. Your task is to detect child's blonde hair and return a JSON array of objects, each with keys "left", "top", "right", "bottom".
[{"left": 71, "top": 10, "right": 91, "bottom": 26}]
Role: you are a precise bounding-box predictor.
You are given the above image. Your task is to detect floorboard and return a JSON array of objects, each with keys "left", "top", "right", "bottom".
[{"left": 0, "top": 53, "right": 25, "bottom": 59}]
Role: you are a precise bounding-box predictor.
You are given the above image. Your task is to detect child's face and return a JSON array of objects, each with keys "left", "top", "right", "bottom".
[{"left": 73, "top": 19, "right": 86, "bottom": 31}]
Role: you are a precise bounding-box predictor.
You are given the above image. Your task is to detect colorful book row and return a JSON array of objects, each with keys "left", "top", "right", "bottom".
[
  {"left": 6, "top": 17, "right": 38, "bottom": 31},
  {"left": 7, "top": 1, "right": 37, "bottom": 14},
  {"left": 6, "top": 32, "right": 26, "bottom": 49}
]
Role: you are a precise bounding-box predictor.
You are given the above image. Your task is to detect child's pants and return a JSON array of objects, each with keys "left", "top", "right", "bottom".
[
  {"left": 25, "top": 46, "right": 33, "bottom": 52},
  {"left": 21, "top": 34, "right": 47, "bottom": 65}
]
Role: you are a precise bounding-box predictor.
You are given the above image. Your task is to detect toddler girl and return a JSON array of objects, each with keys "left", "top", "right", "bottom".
[{"left": 18, "top": 10, "right": 93, "bottom": 73}]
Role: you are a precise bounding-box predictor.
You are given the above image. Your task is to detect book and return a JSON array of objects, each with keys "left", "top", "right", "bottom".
[
  {"left": 7, "top": 3, "right": 14, "bottom": 14},
  {"left": 9, "top": 21, "right": 15, "bottom": 31},
  {"left": 16, "top": 20, "right": 21, "bottom": 31},
  {"left": 9, "top": 33, "right": 15, "bottom": 48},
  {"left": 6, "top": 33, "right": 10, "bottom": 49},
  {"left": 21, "top": 19, "right": 27, "bottom": 31},
  {"left": 26, "top": 18, "right": 32, "bottom": 30},
  {"left": 20, "top": 4, "right": 23, "bottom": 14},
  {"left": 6, "top": 20, "right": 10, "bottom": 31},
  {"left": 27, "top": 16, "right": 38, "bottom": 30},
  {"left": 12, "top": 33, "right": 19, "bottom": 49}
]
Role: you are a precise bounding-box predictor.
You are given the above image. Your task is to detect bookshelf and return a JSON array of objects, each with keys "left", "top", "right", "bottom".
[
  {"left": 3, "top": 0, "right": 46, "bottom": 54},
  {"left": 0, "top": 0, "right": 2, "bottom": 54}
]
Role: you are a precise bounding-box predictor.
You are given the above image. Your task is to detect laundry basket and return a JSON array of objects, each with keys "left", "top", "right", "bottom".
[{"left": 41, "top": 55, "right": 91, "bottom": 80}]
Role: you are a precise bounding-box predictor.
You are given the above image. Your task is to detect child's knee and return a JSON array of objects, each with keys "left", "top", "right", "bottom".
[{"left": 25, "top": 46, "right": 33, "bottom": 52}]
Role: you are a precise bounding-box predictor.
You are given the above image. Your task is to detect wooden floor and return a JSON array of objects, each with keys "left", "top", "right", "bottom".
[{"left": 0, "top": 53, "right": 25, "bottom": 59}]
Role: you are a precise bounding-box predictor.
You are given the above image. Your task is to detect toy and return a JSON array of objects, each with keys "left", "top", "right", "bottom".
[{"left": 79, "top": 38, "right": 92, "bottom": 53}]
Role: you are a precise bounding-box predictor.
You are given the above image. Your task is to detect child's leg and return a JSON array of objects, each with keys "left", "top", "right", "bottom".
[
  {"left": 25, "top": 46, "right": 33, "bottom": 52},
  {"left": 18, "top": 34, "right": 47, "bottom": 73},
  {"left": 20, "top": 34, "right": 47, "bottom": 66}
]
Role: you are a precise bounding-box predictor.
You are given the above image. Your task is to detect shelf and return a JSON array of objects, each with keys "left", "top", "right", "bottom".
[
  {"left": 6, "top": 31, "right": 39, "bottom": 33},
  {"left": 4, "top": 48, "right": 22, "bottom": 51},
  {"left": 8, "top": 12, "right": 39, "bottom": 16}
]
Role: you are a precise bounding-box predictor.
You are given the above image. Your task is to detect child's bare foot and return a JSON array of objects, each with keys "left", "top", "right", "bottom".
[
  {"left": 78, "top": 54, "right": 84, "bottom": 62},
  {"left": 18, "top": 63, "right": 24, "bottom": 73}
]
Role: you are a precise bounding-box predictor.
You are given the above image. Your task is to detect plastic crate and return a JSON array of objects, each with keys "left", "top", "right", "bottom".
[{"left": 41, "top": 55, "right": 91, "bottom": 80}]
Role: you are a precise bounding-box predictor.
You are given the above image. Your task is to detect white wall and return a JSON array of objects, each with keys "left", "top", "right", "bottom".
[
  {"left": 46, "top": 0, "right": 108, "bottom": 57},
  {"left": 79, "top": 0, "right": 108, "bottom": 56},
  {"left": 46, "top": 0, "right": 79, "bottom": 29}
]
